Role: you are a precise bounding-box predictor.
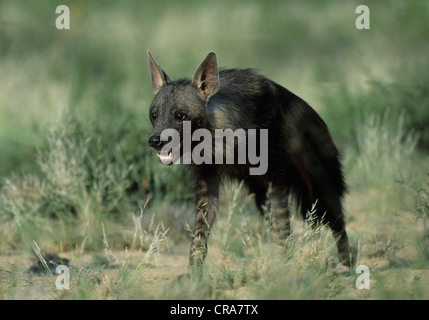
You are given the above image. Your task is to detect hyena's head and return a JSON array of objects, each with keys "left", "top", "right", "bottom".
[{"left": 147, "top": 50, "right": 219, "bottom": 165}]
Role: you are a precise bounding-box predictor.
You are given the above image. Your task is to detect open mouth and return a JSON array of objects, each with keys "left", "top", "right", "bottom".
[
  {"left": 152, "top": 143, "right": 182, "bottom": 165},
  {"left": 156, "top": 151, "right": 173, "bottom": 162}
]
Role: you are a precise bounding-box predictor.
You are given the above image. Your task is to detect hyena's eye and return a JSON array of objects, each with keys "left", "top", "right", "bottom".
[
  {"left": 151, "top": 112, "right": 157, "bottom": 121},
  {"left": 175, "top": 113, "right": 186, "bottom": 121}
]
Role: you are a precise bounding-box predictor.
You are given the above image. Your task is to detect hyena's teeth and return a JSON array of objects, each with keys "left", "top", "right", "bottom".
[{"left": 159, "top": 151, "right": 173, "bottom": 161}]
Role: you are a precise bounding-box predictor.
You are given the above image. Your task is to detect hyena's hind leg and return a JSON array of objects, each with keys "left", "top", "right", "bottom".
[
  {"left": 314, "top": 194, "right": 355, "bottom": 267},
  {"left": 248, "top": 181, "right": 269, "bottom": 216},
  {"left": 268, "top": 187, "right": 291, "bottom": 244}
]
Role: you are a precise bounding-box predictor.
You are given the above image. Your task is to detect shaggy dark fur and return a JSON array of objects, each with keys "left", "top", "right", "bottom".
[{"left": 146, "top": 51, "right": 353, "bottom": 269}]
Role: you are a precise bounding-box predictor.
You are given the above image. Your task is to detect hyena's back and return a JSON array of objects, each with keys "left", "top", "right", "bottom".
[{"left": 207, "top": 68, "right": 346, "bottom": 221}]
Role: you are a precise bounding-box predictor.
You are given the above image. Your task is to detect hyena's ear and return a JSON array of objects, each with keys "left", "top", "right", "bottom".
[
  {"left": 147, "top": 50, "right": 171, "bottom": 94},
  {"left": 192, "top": 52, "right": 219, "bottom": 100}
]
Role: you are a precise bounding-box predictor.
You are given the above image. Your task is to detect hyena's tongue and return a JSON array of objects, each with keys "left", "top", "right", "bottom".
[{"left": 157, "top": 151, "right": 172, "bottom": 161}]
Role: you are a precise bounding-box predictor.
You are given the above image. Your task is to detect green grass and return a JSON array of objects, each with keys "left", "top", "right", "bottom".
[{"left": 1, "top": 0, "right": 429, "bottom": 300}]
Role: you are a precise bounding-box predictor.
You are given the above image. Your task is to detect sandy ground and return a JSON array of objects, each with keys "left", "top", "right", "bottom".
[{"left": 0, "top": 244, "right": 190, "bottom": 299}]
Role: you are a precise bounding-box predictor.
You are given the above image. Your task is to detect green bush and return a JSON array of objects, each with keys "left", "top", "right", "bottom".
[{"left": 322, "top": 62, "right": 429, "bottom": 152}]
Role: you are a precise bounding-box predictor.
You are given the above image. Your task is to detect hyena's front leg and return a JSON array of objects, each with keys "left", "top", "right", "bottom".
[
  {"left": 269, "top": 187, "right": 291, "bottom": 244},
  {"left": 189, "top": 174, "right": 219, "bottom": 268}
]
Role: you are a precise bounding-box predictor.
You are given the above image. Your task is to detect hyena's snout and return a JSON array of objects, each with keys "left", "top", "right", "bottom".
[
  {"left": 148, "top": 134, "right": 175, "bottom": 163},
  {"left": 148, "top": 135, "right": 163, "bottom": 149}
]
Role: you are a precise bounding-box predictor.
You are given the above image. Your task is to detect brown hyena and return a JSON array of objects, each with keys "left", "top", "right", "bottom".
[{"left": 147, "top": 51, "right": 354, "bottom": 271}]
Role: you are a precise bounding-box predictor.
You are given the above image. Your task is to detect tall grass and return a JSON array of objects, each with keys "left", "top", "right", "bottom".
[
  {"left": 398, "top": 167, "right": 429, "bottom": 265},
  {"left": 352, "top": 111, "right": 418, "bottom": 190}
]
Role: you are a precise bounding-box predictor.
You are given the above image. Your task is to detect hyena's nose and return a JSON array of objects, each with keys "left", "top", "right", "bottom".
[{"left": 148, "top": 135, "right": 163, "bottom": 148}]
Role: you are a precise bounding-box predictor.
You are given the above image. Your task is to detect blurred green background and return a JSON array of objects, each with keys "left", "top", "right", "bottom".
[
  {"left": 1, "top": 0, "right": 428, "bottom": 221},
  {"left": 1, "top": 0, "right": 428, "bottom": 176},
  {"left": 1, "top": 0, "right": 429, "bottom": 236}
]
